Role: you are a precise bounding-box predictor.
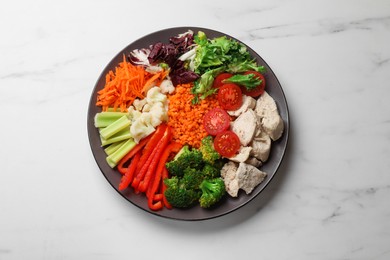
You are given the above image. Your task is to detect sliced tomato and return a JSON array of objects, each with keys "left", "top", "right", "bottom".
[
  {"left": 213, "top": 130, "right": 241, "bottom": 158},
  {"left": 217, "top": 83, "right": 243, "bottom": 111},
  {"left": 203, "top": 108, "right": 230, "bottom": 136},
  {"left": 212, "top": 73, "right": 233, "bottom": 89},
  {"left": 241, "top": 71, "right": 266, "bottom": 97}
]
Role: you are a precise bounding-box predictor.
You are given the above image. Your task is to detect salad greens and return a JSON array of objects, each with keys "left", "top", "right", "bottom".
[
  {"left": 222, "top": 73, "right": 263, "bottom": 90},
  {"left": 190, "top": 31, "right": 266, "bottom": 101},
  {"left": 127, "top": 30, "right": 266, "bottom": 103}
]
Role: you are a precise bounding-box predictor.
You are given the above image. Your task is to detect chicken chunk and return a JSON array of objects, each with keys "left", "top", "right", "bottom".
[
  {"left": 220, "top": 161, "right": 239, "bottom": 197},
  {"left": 228, "top": 146, "right": 252, "bottom": 163},
  {"left": 236, "top": 163, "right": 267, "bottom": 195},
  {"left": 231, "top": 109, "right": 257, "bottom": 146},
  {"left": 221, "top": 161, "right": 267, "bottom": 197},
  {"left": 255, "top": 91, "right": 284, "bottom": 141},
  {"left": 245, "top": 157, "right": 263, "bottom": 168},
  {"left": 227, "top": 95, "right": 256, "bottom": 117},
  {"left": 251, "top": 131, "right": 271, "bottom": 162}
]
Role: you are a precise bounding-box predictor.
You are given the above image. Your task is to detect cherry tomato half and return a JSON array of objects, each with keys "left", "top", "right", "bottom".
[
  {"left": 213, "top": 130, "right": 241, "bottom": 158},
  {"left": 212, "top": 73, "right": 233, "bottom": 89},
  {"left": 217, "top": 83, "right": 243, "bottom": 111},
  {"left": 241, "top": 71, "right": 266, "bottom": 97},
  {"left": 203, "top": 108, "right": 231, "bottom": 136}
]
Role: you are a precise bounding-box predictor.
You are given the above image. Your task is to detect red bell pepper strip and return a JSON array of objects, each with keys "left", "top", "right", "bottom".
[
  {"left": 118, "top": 151, "right": 141, "bottom": 191},
  {"left": 136, "top": 124, "right": 167, "bottom": 173},
  {"left": 117, "top": 134, "right": 152, "bottom": 175},
  {"left": 138, "top": 126, "right": 172, "bottom": 193},
  {"left": 132, "top": 146, "right": 158, "bottom": 191},
  {"left": 147, "top": 140, "right": 182, "bottom": 210},
  {"left": 131, "top": 124, "right": 167, "bottom": 190}
]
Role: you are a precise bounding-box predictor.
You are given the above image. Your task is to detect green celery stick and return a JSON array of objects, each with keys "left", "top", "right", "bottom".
[
  {"left": 100, "top": 128, "right": 132, "bottom": 146},
  {"left": 106, "top": 138, "right": 136, "bottom": 168},
  {"left": 104, "top": 140, "right": 126, "bottom": 155},
  {"left": 94, "top": 111, "right": 128, "bottom": 128},
  {"left": 99, "top": 115, "right": 130, "bottom": 140}
]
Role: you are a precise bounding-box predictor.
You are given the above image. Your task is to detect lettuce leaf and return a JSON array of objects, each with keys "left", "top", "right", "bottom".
[{"left": 191, "top": 31, "right": 266, "bottom": 101}]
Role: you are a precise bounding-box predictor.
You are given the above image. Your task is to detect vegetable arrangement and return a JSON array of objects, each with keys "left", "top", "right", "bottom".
[{"left": 93, "top": 30, "right": 283, "bottom": 211}]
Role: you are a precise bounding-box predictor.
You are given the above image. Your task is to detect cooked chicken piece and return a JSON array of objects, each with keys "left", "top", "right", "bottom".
[
  {"left": 228, "top": 146, "right": 252, "bottom": 163},
  {"left": 245, "top": 157, "right": 263, "bottom": 168},
  {"left": 251, "top": 131, "right": 271, "bottom": 162},
  {"left": 255, "top": 91, "right": 284, "bottom": 141},
  {"left": 227, "top": 95, "right": 256, "bottom": 117},
  {"left": 221, "top": 161, "right": 267, "bottom": 197},
  {"left": 236, "top": 163, "right": 267, "bottom": 195},
  {"left": 220, "top": 161, "right": 239, "bottom": 197},
  {"left": 231, "top": 109, "right": 257, "bottom": 146},
  {"left": 262, "top": 114, "right": 284, "bottom": 141},
  {"left": 220, "top": 161, "right": 237, "bottom": 180},
  {"left": 255, "top": 91, "right": 278, "bottom": 117}
]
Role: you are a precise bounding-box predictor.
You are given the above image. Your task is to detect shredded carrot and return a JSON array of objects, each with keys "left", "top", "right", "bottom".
[
  {"left": 167, "top": 83, "right": 221, "bottom": 148},
  {"left": 142, "top": 69, "right": 169, "bottom": 94},
  {"left": 96, "top": 54, "right": 168, "bottom": 112}
]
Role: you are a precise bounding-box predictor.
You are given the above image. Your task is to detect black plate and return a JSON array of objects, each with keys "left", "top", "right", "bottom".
[{"left": 87, "top": 27, "right": 289, "bottom": 221}]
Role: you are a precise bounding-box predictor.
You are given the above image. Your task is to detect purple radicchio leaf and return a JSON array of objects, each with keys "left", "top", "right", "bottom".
[
  {"left": 170, "top": 60, "right": 199, "bottom": 86},
  {"left": 169, "top": 30, "right": 194, "bottom": 53},
  {"left": 148, "top": 42, "right": 178, "bottom": 67},
  {"left": 128, "top": 48, "right": 151, "bottom": 66}
]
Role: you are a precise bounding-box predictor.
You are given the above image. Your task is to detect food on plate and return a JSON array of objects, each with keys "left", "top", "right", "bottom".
[
  {"left": 93, "top": 29, "right": 284, "bottom": 211},
  {"left": 203, "top": 107, "right": 231, "bottom": 136},
  {"left": 231, "top": 109, "right": 257, "bottom": 146},
  {"left": 167, "top": 83, "right": 221, "bottom": 148},
  {"left": 217, "top": 83, "right": 243, "bottom": 110},
  {"left": 255, "top": 91, "right": 284, "bottom": 141},
  {"left": 213, "top": 130, "right": 241, "bottom": 158},
  {"left": 221, "top": 161, "right": 267, "bottom": 197},
  {"left": 163, "top": 138, "right": 225, "bottom": 208}
]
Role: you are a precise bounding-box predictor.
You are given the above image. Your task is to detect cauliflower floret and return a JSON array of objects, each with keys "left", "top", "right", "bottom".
[
  {"left": 148, "top": 102, "right": 166, "bottom": 127},
  {"left": 127, "top": 86, "right": 169, "bottom": 143},
  {"left": 146, "top": 86, "right": 167, "bottom": 104},
  {"left": 130, "top": 123, "right": 154, "bottom": 143},
  {"left": 132, "top": 98, "right": 147, "bottom": 111},
  {"left": 142, "top": 103, "right": 151, "bottom": 113},
  {"left": 128, "top": 106, "right": 142, "bottom": 122},
  {"left": 160, "top": 79, "right": 175, "bottom": 94}
]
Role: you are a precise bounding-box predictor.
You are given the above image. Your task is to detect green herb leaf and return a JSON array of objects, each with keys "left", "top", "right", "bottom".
[{"left": 223, "top": 74, "right": 262, "bottom": 90}]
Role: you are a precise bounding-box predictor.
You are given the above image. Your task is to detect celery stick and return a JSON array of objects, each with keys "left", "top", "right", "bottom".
[
  {"left": 104, "top": 140, "right": 126, "bottom": 155},
  {"left": 99, "top": 115, "right": 130, "bottom": 140},
  {"left": 106, "top": 138, "right": 136, "bottom": 168},
  {"left": 94, "top": 112, "right": 128, "bottom": 128},
  {"left": 100, "top": 128, "right": 132, "bottom": 146}
]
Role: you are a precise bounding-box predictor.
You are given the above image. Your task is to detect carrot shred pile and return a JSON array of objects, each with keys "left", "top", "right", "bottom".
[
  {"left": 167, "top": 83, "right": 221, "bottom": 148},
  {"left": 96, "top": 55, "right": 168, "bottom": 112}
]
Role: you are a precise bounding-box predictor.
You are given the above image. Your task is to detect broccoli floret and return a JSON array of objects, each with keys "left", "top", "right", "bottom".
[
  {"left": 182, "top": 168, "right": 205, "bottom": 190},
  {"left": 199, "top": 136, "right": 220, "bottom": 165},
  {"left": 165, "top": 145, "right": 204, "bottom": 177},
  {"left": 201, "top": 163, "right": 221, "bottom": 179},
  {"left": 164, "top": 177, "right": 201, "bottom": 208},
  {"left": 199, "top": 178, "right": 226, "bottom": 208}
]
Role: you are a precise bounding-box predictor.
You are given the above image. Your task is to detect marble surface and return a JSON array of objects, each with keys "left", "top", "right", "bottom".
[{"left": 1, "top": 0, "right": 390, "bottom": 259}]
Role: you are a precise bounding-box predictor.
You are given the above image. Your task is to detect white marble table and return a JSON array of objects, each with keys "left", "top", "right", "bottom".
[{"left": 1, "top": 0, "right": 389, "bottom": 259}]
